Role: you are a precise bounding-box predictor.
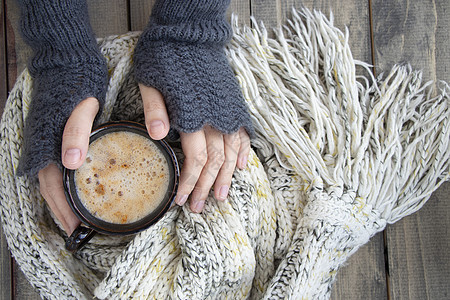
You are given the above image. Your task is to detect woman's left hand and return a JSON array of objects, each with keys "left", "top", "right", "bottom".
[
  {"left": 139, "top": 84, "right": 251, "bottom": 213},
  {"left": 38, "top": 97, "right": 100, "bottom": 235}
]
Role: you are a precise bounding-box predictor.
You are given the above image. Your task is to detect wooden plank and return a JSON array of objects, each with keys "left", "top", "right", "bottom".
[
  {"left": 1, "top": 1, "right": 12, "bottom": 299},
  {"left": 249, "top": 0, "right": 373, "bottom": 61},
  {"left": 3, "top": 1, "right": 447, "bottom": 300},
  {"left": 371, "top": 0, "right": 447, "bottom": 81},
  {"left": 5, "top": 0, "right": 29, "bottom": 85},
  {"left": 0, "top": 227, "right": 12, "bottom": 300},
  {"left": 228, "top": 0, "right": 251, "bottom": 25},
  {"left": 372, "top": 0, "right": 450, "bottom": 299},
  {"left": 387, "top": 183, "right": 450, "bottom": 300},
  {"left": 385, "top": 184, "right": 450, "bottom": 299},
  {"left": 331, "top": 234, "right": 387, "bottom": 300},
  {"left": 129, "top": 0, "right": 250, "bottom": 32},
  {"left": 12, "top": 262, "right": 42, "bottom": 300},
  {"left": 129, "top": 0, "right": 155, "bottom": 31},
  {"left": 250, "top": 0, "right": 281, "bottom": 32},
  {"left": 1, "top": 0, "right": 7, "bottom": 113},
  {"left": 88, "top": 0, "right": 129, "bottom": 37},
  {"left": 434, "top": 0, "right": 450, "bottom": 82}
]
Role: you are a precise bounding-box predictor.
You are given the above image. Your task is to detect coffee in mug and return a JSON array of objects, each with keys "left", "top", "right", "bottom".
[
  {"left": 75, "top": 130, "right": 170, "bottom": 224},
  {"left": 63, "top": 121, "right": 179, "bottom": 252}
]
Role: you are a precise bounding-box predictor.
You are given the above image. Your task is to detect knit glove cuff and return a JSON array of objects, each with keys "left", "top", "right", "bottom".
[
  {"left": 133, "top": 0, "right": 253, "bottom": 136},
  {"left": 19, "top": 0, "right": 104, "bottom": 74},
  {"left": 134, "top": 39, "right": 253, "bottom": 136},
  {"left": 17, "top": 65, "right": 107, "bottom": 177},
  {"left": 144, "top": 0, "right": 233, "bottom": 44},
  {"left": 17, "top": 0, "right": 108, "bottom": 176}
]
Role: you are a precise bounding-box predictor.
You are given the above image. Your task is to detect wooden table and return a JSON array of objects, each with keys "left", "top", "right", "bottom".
[{"left": 1, "top": 0, "right": 449, "bottom": 299}]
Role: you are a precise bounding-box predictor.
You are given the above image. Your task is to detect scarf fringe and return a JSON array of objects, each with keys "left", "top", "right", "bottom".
[{"left": 228, "top": 8, "right": 450, "bottom": 224}]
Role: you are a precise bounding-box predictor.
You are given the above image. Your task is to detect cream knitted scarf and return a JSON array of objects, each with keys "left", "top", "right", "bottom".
[{"left": 1, "top": 9, "right": 449, "bottom": 299}]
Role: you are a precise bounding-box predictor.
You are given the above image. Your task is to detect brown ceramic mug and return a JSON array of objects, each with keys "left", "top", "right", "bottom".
[{"left": 63, "top": 121, "right": 179, "bottom": 252}]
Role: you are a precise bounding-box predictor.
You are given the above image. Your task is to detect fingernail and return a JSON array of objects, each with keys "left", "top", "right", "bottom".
[
  {"left": 238, "top": 155, "right": 248, "bottom": 169},
  {"left": 64, "top": 148, "right": 81, "bottom": 165},
  {"left": 218, "top": 185, "right": 229, "bottom": 201},
  {"left": 192, "top": 200, "right": 205, "bottom": 213},
  {"left": 149, "top": 120, "right": 164, "bottom": 137},
  {"left": 175, "top": 194, "right": 188, "bottom": 206}
]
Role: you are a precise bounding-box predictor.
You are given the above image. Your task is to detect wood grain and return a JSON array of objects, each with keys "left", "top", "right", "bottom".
[
  {"left": 229, "top": 0, "right": 251, "bottom": 25},
  {"left": 385, "top": 183, "right": 450, "bottom": 300},
  {"left": 5, "top": 0, "right": 29, "bottom": 86},
  {"left": 88, "top": 0, "right": 129, "bottom": 37},
  {"left": 372, "top": 0, "right": 443, "bottom": 81},
  {"left": 0, "top": 227, "right": 12, "bottom": 300},
  {"left": 129, "top": 0, "right": 251, "bottom": 31},
  {"left": 12, "top": 262, "right": 41, "bottom": 300},
  {"left": 0, "top": 0, "right": 7, "bottom": 114},
  {"left": 331, "top": 234, "right": 388, "bottom": 300},
  {"left": 250, "top": 0, "right": 282, "bottom": 30},
  {"left": 129, "top": 0, "right": 155, "bottom": 31},
  {"left": 372, "top": 0, "right": 450, "bottom": 299},
  {"left": 12, "top": 260, "right": 40, "bottom": 299}
]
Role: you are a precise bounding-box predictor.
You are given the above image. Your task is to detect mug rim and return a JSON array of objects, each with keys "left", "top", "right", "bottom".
[{"left": 63, "top": 121, "right": 179, "bottom": 235}]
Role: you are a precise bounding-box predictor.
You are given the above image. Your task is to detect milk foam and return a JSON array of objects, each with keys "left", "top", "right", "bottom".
[{"left": 74, "top": 131, "right": 170, "bottom": 224}]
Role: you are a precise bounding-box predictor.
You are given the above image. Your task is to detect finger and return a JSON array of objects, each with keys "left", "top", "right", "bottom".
[
  {"left": 190, "top": 127, "right": 225, "bottom": 212},
  {"left": 214, "top": 131, "right": 240, "bottom": 201},
  {"left": 175, "top": 130, "right": 207, "bottom": 208},
  {"left": 38, "top": 164, "right": 80, "bottom": 235},
  {"left": 237, "top": 128, "right": 251, "bottom": 169},
  {"left": 61, "top": 97, "right": 99, "bottom": 170},
  {"left": 139, "top": 84, "right": 170, "bottom": 140}
]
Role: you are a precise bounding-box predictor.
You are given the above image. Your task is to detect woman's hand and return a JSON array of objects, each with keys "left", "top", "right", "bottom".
[
  {"left": 38, "top": 84, "right": 250, "bottom": 236},
  {"left": 139, "top": 84, "right": 251, "bottom": 213},
  {"left": 38, "top": 97, "right": 99, "bottom": 235},
  {"left": 38, "top": 164, "right": 80, "bottom": 234}
]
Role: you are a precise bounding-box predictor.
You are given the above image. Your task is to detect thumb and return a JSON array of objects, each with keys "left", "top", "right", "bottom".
[
  {"left": 139, "top": 84, "right": 170, "bottom": 140},
  {"left": 61, "top": 97, "right": 99, "bottom": 170}
]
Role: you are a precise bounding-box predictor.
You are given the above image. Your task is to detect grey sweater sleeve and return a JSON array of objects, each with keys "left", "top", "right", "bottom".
[
  {"left": 133, "top": 0, "right": 254, "bottom": 137},
  {"left": 16, "top": 0, "right": 108, "bottom": 176}
]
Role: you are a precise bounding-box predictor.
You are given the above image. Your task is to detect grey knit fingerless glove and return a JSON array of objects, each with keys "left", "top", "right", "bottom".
[
  {"left": 133, "top": 0, "right": 253, "bottom": 136},
  {"left": 17, "top": 0, "right": 108, "bottom": 176}
]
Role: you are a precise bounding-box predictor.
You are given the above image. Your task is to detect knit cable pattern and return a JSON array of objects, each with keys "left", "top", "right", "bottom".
[{"left": 1, "top": 8, "right": 449, "bottom": 299}]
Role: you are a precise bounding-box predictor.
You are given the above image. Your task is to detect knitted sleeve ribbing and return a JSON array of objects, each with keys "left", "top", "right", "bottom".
[
  {"left": 16, "top": 0, "right": 108, "bottom": 177},
  {"left": 133, "top": 0, "right": 254, "bottom": 137}
]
